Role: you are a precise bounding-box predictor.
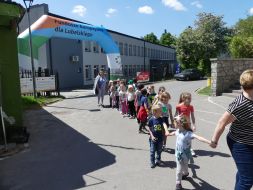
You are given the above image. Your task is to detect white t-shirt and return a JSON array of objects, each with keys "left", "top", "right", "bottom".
[{"left": 127, "top": 92, "right": 135, "bottom": 101}]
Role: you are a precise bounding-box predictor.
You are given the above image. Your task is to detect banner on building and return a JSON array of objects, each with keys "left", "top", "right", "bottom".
[{"left": 18, "top": 15, "right": 122, "bottom": 79}]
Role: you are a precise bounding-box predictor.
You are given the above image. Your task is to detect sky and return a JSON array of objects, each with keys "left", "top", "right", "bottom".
[{"left": 14, "top": 0, "right": 253, "bottom": 39}]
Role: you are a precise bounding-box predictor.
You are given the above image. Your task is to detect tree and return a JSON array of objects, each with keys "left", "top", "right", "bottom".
[
  {"left": 143, "top": 32, "right": 159, "bottom": 44},
  {"left": 160, "top": 29, "right": 177, "bottom": 47},
  {"left": 229, "top": 16, "right": 253, "bottom": 58},
  {"left": 176, "top": 12, "right": 231, "bottom": 75}
]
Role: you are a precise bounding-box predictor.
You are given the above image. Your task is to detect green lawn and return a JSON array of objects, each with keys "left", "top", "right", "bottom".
[
  {"left": 197, "top": 86, "right": 212, "bottom": 96},
  {"left": 22, "top": 96, "right": 63, "bottom": 109}
]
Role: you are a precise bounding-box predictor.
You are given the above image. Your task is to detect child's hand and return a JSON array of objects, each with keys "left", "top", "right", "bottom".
[
  {"left": 165, "top": 132, "right": 170, "bottom": 136},
  {"left": 192, "top": 124, "right": 196, "bottom": 132},
  {"left": 151, "top": 136, "right": 157, "bottom": 142}
]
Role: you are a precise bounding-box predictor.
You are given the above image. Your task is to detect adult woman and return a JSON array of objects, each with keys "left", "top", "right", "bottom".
[
  {"left": 210, "top": 69, "right": 253, "bottom": 190},
  {"left": 93, "top": 69, "right": 107, "bottom": 107}
]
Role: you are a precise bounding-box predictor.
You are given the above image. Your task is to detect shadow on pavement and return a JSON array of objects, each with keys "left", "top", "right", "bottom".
[
  {"left": 0, "top": 109, "right": 115, "bottom": 190},
  {"left": 183, "top": 164, "right": 220, "bottom": 190},
  {"left": 194, "top": 149, "right": 231, "bottom": 158},
  {"left": 159, "top": 160, "right": 177, "bottom": 169},
  {"left": 96, "top": 143, "right": 148, "bottom": 151}
]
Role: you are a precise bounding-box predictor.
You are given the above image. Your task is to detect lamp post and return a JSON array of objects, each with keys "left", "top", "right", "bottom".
[{"left": 23, "top": 0, "right": 37, "bottom": 98}]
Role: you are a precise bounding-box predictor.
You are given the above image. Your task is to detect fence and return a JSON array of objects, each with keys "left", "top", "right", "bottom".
[{"left": 19, "top": 68, "right": 60, "bottom": 97}]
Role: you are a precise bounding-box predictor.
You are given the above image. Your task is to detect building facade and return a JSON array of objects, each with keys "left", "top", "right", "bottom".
[{"left": 19, "top": 4, "right": 177, "bottom": 89}]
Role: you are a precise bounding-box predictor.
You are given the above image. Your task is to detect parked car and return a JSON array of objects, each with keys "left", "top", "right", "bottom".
[{"left": 174, "top": 68, "right": 203, "bottom": 81}]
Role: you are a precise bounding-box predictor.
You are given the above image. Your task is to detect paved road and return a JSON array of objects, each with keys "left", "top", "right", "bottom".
[{"left": 0, "top": 80, "right": 244, "bottom": 190}]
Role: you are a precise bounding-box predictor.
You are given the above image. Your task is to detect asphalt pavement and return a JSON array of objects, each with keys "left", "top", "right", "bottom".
[{"left": 0, "top": 79, "right": 247, "bottom": 190}]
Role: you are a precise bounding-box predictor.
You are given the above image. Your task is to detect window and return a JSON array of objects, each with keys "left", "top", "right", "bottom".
[
  {"left": 84, "top": 41, "right": 91, "bottom": 52},
  {"left": 119, "top": 42, "right": 123, "bottom": 55},
  {"left": 137, "top": 46, "right": 140, "bottom": 56},
  {"left": 129, "top": 65, "right": 132, "bottom": 76},
  {"left": 133, "top": 45, "right": 136, "bottom": 56},
  {"left": 101, "top": 48, "right": 105, "bottom": 54},
  {"left": 140, "top": 65, "right": 144, "bottom": 72},
  {"left": 124, "top": 43, "right": 128, "bottom": 56},
  {"left": 141, "top": 47, "right": 144, "bottom": 57},
  {"left": 101, "top": 65, "right": 106, "bottom": 71},
  {"left": 129, "top": 45, "right": 132, "bottom": 56},
  {"left": 136, "top": 65, "right": 140, "bottom": 72},
  {"left": 93, "top": 65, "right": 99, "bottom": 78},
  {"left": 93, "top": 42, "right": 99, "bottom": 53},
  {"left": 132, "top": 65, "right": 136, "bottom": 76},
  {"left": 85, "top": 65, "right": 92, "bottom": 80},
  {"left": 124, "top": 65, "right": 128, "bottom": 76}
]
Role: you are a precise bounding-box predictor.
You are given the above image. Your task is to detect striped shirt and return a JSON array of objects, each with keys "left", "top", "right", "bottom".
[{"left": 227, "top": 93, "right": 253, "bottom": 146}]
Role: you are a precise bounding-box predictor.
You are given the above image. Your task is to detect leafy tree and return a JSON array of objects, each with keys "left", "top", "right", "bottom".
[
  {"left": 176, "top": 12, "right": 231, "bottom": 75},
  {"left": 229, "top": 16, "right": 253, "bottom": 58},
  {"left": 143, "top": 32, "right": 159, "bottom": 44},
  {"left": 160, "top": 29, "right": 177, "bottom": 47}
]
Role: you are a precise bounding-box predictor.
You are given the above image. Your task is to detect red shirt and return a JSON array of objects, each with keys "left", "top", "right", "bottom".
[{"left": 176, "top": 104, "right": 194, "bottom": 117}]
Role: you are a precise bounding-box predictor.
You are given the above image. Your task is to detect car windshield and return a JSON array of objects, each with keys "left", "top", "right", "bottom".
[{"left": 181, "top": 69, "right": 192, "bottom": 74}]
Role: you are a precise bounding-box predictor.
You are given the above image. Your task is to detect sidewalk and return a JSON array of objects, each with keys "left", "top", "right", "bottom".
[{"left": 60, "top": 89, "right": 94, "bottom": 99}]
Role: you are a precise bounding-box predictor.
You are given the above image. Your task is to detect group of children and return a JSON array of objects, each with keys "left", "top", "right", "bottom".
[{"left": 107, "top": 80, "right": 211, "bottom": 190}]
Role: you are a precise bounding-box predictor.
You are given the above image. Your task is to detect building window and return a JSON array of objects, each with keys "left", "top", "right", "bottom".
[
  {"left": 124, "top": 65, "right": 128, "bottom": 76},
  {"left": 101, "top": 48, "right": 105, "bottom": 54},
  {"left": 124, "top": 43, "right": 128, "bottom": 56},
  {"left": 132, "top": 65, "right": 136, "bottom": 76},
  {"left": 141, "top": 47, "right": 144, "bottom": 57},
  {"left": 129, "top": 45, "right": 132, "bottom": 56},
  {"left": 84, "top": 41, "right": 91, "bottom": 52},
  {"left": 119, "top": 42, "right": 123, "bottom": 55},
  {"left": 101, "top": 65, "right": 106, "bottom": 71},
  {"left": 129, "top": 65, "right": 132, "bottom": 76},
  {"left": 93, "top": 42, "right": 99, "bottom": 53},
  {"left": 85, "top": 65, "right": 92, "bottom": 80},
  {"left": 136, "top": 65, "right": 140, "bottom": 72},
  {"left": 137, "top": 46, "right": 140, "bottom": 57},
  {"left": 94, "top": 65, "right": 99, "bottom": 78},
  {"left": 133, "top": 45, "right": 136, "bottom": 56},
  {"left": 140, "top": 65, "right": 144, "bottom": 72}
]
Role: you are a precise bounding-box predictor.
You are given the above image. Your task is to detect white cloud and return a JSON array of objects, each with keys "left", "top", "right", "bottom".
[
  {"left": 138, "top": 6, "right": 154, "bottom": 14},
  {"left": 106, "top": 8, "right": 117, "bottom": 18},
  {"left": 191, "top": 1, "right": 203, "bottom": 9},
  {"left": 162, "top": 0, "right": 187, "bottom": 11},
  {"left": 249, "top": 7, "right": 253, "bottom": 15},
  {"left": 72, "top": 5, "right": 87, "bottom": 17}
]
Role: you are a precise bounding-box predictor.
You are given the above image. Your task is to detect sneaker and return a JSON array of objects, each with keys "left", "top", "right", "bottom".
[
  {"left": 182, "top": 173, "right": 189, "bottom": 180},
  {"left": 150, "top": 163, "right": 156, "bottom": 168},
  {"left": 191, "top": 149, "right": 196, "bottom": 157},
  {"left": 156, "top": 160, "right": 162, "bottom": 166},
  {"left": 138, "top": 130, "right": 143, "bottom": 133},
  {"left": 175, "top": 183, "right": 182, "bottom": 190}
]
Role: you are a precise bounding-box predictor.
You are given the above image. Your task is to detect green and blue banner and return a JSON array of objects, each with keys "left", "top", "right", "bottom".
[{"left": 18, "top": 15, "right": 122, "bottom": 78}]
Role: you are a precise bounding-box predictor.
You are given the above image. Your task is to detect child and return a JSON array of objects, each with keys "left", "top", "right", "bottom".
[
  {"left": 127, "top": 85, "right": 136, "bottom": 119},
  {"left": 153, "top": 86, "right": 166, "bottom": 105},
  {"left": 168, "top": 115, "right": 210, "bottom": 190},
  {"left": 147, "top": 85, "right": 157, "bottom": 106},
  {"left": 158, "top": 92, "right": 174, "bottom": 149},
  {"left": 137, "top": 88, "right": 148, "bottom": 133},
  {"left": 175, "top": 92, "right": 196, "bottom": 156},
  {"left": 108, "top": 80, "right": 113, "bottom": 107},
  {"left": 147, "top": 105, "right": 170, "bottom": 168},
  {"left": 119, "top": 84, "right": 128, "bottom": 116},
  {"left": 135, "top": 84, "right": 144, "bottom": 123},
  {"left": 110, "top": 82, "right": 117, "bottom": 108},
  {"left": 115, "top": 79, "right": 120, "bottom": 110}
]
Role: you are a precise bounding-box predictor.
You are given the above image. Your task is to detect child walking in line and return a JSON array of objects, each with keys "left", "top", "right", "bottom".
[
  {"left": 175, "top": 92, "right": 196, "bottom": 156},
  {"left": 147, "top": 105, "right": 170, "bottom": 168},
  {"left": 153, "top": 86, "right": 166, "bottom": 105},
  {"left": 147, "top": 85, "right": 157, "bottom": 106},
  {"left": 115, "top": 79, "right": 120, "bottom": 110},
  {"left": 109, "top": 81, "right": 117, "bottom": 108},
  {"left": 158, "top": 92, "right": 174, "bottom": 149},
  {"left": 108, "top": 80, "right": 113, "bottom": 107},
  {"left": 168, "top": 115, "right": 211, "bottom": 190},
  {"left": 127, "top": 85, "right": 136, "bottom": 119},
  {"left": 119, "top": 84, "right": 128, "bottom": 116},
  {"left": 137, "top": 88, "right": 149, "bottom": 133},
  {"left": 135, "top": 84, "right": 144, "bottom": 123}
]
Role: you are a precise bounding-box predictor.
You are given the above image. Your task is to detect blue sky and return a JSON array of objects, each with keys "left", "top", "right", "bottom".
[{"left": 15, "top": 0, "right": 253, "bottom": 39}]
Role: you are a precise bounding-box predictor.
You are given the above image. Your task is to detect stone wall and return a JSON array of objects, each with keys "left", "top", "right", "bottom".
[{"left": 211, "top": 58, "right": 253, "bottom": 96}]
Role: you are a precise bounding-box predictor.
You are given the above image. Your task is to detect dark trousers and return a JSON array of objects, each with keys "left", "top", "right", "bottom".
[
  {"left": 115, "top": 96, "right": 119, "bottom": 109},
  {"left": 227, "top": 135, "right": 253, "bottom": 190},
  {"left": 128, "top": 100, "right": 136, "bottom": 117},
  {"left": 139, "top": 121, "right": 146, "bottom": 131},
  {"left": 149, "top": 139, "right": 163, "bottom": 165}
]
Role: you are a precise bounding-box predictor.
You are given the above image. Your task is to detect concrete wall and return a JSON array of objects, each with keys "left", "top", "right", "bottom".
[
  {"left": 211, "top": 58, "right": 253, "bottom": 96},
  {"left": 51, "top": 38, "right": 84, "bottom": 89}
]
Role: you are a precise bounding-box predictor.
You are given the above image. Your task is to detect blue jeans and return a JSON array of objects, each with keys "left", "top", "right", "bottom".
[
  {"left": 227, "top": 135, "right": 253, "bottom": 190},
  {"left": 149, "top": 138, "right": 163, "bottom": 165}
]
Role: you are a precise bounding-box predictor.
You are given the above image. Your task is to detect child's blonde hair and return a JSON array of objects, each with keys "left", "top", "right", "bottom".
[
  {"left": 152, "top": 104, "right": 161, "bottom": 114},
  {"left": 179, "top": 92, "right": 191, "bottom": 103}
]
